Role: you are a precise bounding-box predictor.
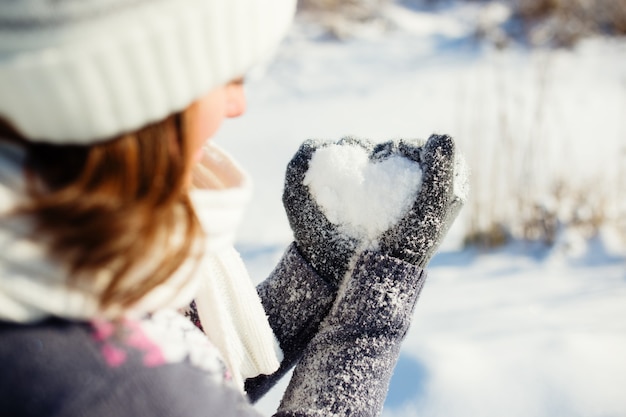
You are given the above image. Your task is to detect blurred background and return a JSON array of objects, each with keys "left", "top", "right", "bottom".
[{"left": 215, "top": 1, "right": 626, "bottom": 416}]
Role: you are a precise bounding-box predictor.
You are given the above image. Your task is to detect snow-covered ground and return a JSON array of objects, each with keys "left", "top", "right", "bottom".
[
  {"left": 214, "top": 2, "right": 626, "bottom": 416},
  {"left": 241, "top": 239, "right": 626, "bottom": 417}
]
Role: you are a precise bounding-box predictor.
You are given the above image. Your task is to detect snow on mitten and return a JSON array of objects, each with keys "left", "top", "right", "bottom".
[
  {"left": 378, "top": 133, "right": 467, "bottom": 268},
  {"left": 282, "top": 137, "right": 373, "bottom": 288}
]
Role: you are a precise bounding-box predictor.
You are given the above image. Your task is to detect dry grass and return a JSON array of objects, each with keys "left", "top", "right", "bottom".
[
  {"left": 461, "top": 50, "right": 626, "bottom": 250},
  {"left": 465, "top": 169, "right": 625, "bottom": 250}
]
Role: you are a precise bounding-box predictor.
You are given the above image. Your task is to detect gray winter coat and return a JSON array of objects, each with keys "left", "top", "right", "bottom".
[{"left": 0, "top": 243, "right": 425, "bottom": 417}]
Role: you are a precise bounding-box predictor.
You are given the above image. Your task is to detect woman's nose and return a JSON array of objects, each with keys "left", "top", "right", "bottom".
[{"left": 225, "top": 81, "right": 246, "bottom": 118}]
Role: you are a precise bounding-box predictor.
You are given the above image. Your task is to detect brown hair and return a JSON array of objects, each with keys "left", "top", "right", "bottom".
[{"left": 1, "top": 104, "right": 203, "bottom": 312}]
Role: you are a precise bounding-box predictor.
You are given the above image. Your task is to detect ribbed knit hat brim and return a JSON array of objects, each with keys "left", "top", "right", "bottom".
[{"left": 0, "top": 0, "right": 296, "bottom": 144}]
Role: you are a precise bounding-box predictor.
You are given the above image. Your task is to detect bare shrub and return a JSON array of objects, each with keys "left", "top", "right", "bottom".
[
  {"left": 515, "top": 180, "right": 611, "bottom": 245},
  {"left": 297, "top": 0, "right": 392, "bottom": 39},
  {"left": 298, "top": 0, "right": 625, "bottom": 45},
  {"left": 511, "top": 0, "right": 626, "bottom": 46},
  {"left": 602, "top": 0, "right": 626, "bottom": 33},
  {"left": 298, "top": 0, "right": 390, "bottom": 21},
  {"left": 463, "top": 223, "right": 510, "bottom": 249},
  {"left": 513, "top": 0, "right": 559, "bottom": 19},
  {"left": 465, "top": 172, "right": 623, "bottom": 250}
]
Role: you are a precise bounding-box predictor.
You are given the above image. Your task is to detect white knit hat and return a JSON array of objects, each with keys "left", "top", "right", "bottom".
[{"left": 0, "top": 0, "right": 296, "bottom": 144}]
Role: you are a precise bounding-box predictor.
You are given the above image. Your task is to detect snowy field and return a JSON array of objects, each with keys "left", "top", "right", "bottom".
[
  {"left": 241, "top": 240, "right": 626, "bottom": 417},
  {"left": 214, "top": 2, "right": 626, "bottom": 416}
]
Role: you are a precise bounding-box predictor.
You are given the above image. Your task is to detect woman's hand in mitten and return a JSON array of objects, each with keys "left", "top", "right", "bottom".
[
  {"left": 283, "top": 134, "right": 467, "bottom": 285},
  {"left": 378, "top": 133, "right": 466, "bottom": 268},
  {"left": 277, "top": 135, "right": 467, "bottom": 417},
  {"left": 282, "top": 137, "right": 373, "bottom": 288}
]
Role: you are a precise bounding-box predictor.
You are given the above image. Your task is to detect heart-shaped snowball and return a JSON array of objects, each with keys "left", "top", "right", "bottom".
[{"left": 303, "top": 144, "right": 423, "bottom": 243}]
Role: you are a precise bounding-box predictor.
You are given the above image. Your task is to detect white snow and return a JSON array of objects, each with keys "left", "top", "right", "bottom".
[
  {"left": 303, "top": 144, "right": 423, "bottom": 242},
  {"left": 214, "top": 2, "right": 626, "bottom": 416},
  {"left": 453, "top": 151, "right": 470, "bottom": 203}
]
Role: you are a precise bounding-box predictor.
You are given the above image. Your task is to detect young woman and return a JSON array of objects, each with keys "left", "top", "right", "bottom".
[{"left": 0, "top": 1, "right": 465, "bottom": 416}]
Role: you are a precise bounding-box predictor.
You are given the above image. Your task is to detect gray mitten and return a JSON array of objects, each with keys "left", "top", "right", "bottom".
[
  {"left": 284, "top": 134, "right": 466, "bottom": 280},
  {"left": 378, "top": 133, "right": 466, "bottom": 267},
  {"left": 276, "top": 134, "right": 467, "bottom": 417},
  {"left": 283, "top": 137, "right": 374, "bottom": 287}
]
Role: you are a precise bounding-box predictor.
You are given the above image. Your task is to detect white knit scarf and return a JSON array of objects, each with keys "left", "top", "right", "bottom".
[
  {"left": 188, "top": 144, "right": 282, "bottom": 389},
  {"left": 0, "top": 141, "right": 281, "bottom": 391}
]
